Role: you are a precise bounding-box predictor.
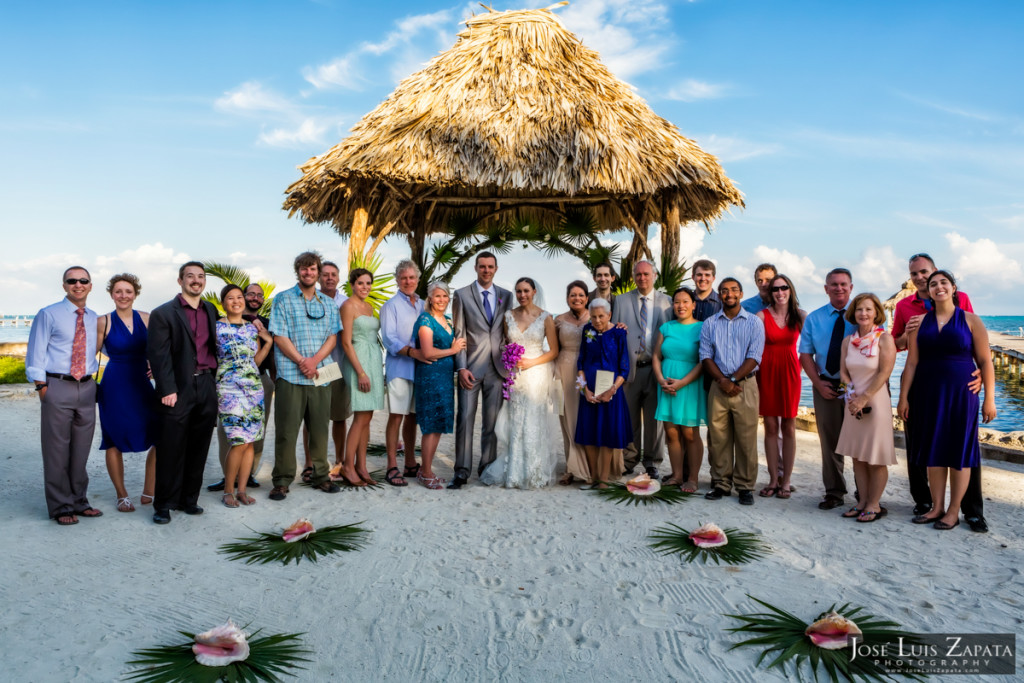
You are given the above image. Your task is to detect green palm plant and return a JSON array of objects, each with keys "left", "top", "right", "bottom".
[
  {"left": 343, "top": 250, "right": 395, "bottom": 317},
  {"left": 201, "top": 261, "right": 276, "bottom": 317}
]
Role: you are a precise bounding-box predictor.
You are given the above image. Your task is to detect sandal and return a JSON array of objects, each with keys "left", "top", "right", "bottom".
[
  {"left": 403, "top": 463, "right": 421, "bottom": 479},
  {"left": 558, "top": 473, "right": 575, "bottom": 486},
  {"left": 759, "top": 485, "right": 778, "bottom": 498},
  {"left": 841, "top": 507, "right": 863, "bottom": 518},
  {"left": 55, "top": 514, "right": 79, "bottom": 525},
  {"left": 385, "top": 467, "right": 408, "bottom": 487},
  {"left": 77, "top": 507, "right": 103, "bottom": 518},
  {"left": 140, "top": 492, "right": 154, "bottom": 505},
  {"left": 116, "top": 497, "right": 135, "bottom": 512},
  {"left": 680, "top": 482, "right": 698, "bottom": 494},
  {"left": 417, "top": 472, "right": 445, "bottom": 490},
  {"left": 300, "top": 466, "right": 314, "bottom": 483},
  {"left": 857, "top": 509, "right": 882, "bottom": 523},
  {"left": 776, "top": 487, "right": 793, "bottom": 499},
  {"left": 222, "top": 493, "right": 239, "bottom": 508},
  {"left": 236, "top": 492, "right": 256, "bottom": 506}
]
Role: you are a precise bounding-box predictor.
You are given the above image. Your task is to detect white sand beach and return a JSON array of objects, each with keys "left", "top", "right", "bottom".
[{"left": 0, "top": 387, "right": 1021, "bottom": 681}]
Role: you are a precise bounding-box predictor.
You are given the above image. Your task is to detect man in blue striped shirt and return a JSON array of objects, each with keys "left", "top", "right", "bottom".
[{"left": 700, "top": 278, "right": 765, "bottom": 505}]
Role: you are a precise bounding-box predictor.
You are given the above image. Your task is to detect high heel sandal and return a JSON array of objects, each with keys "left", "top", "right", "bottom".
[
  {"left": 140, "top": 492, "right": 154, "bottom": 505},
  {"left": 116, "top": 496, "right": 135, "bottom": 512}
]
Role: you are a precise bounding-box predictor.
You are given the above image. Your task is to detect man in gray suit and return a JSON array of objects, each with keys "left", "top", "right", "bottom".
[
  {"left": 612, "top": 259, "right": 672, "bottom": 477},
  {"left": 450, "top": 251, "right": 512, "bottom": 488}
]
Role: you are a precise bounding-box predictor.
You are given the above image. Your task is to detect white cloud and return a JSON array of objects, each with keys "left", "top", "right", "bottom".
[
  {"left": 894, "top": 91, "right": 996, "bottom": 122},
  {"left": 259, "top": 118, "right": 333, "bottom": 148},
  {"left": 699, "top": 134, "right": 782, "bottom": 162},
  {"left": 665, "top": 79, "right": 730, "bottom": 102},
  {"left": 946, "top": 231, "right": 1024, "bottom": 290},
  {"left": 853, "top": 246, "right": 906, "bottom": 297},
  {"left": 362, "top": 9, "right": 454, "bottom": 55},
  {"left": 559, "top": 0, "right": 673, "bottom": 79},
  {"left": 737, "top": 246, "right": 820, "bottom": 297},
  {"left": 214, "top": 81, "right": 296, "bottom": 115},
  {"left": 302, "top": 56, "right": 365, "bottom": 91}
]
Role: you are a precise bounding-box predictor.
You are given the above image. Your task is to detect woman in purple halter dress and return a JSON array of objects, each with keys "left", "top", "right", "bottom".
[{"left": 898, "top": 270, "right": 996, "bottom": 531}]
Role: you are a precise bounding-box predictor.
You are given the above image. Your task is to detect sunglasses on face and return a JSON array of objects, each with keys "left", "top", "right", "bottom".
[
  {"left": 771, "top": 285, "right": 790, "bottom": 292},
  {"left": 65, "top": 278, "right": 90, "bottom": 285}
]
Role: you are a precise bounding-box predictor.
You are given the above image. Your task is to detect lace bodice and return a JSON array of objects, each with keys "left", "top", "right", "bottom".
[{"left": 506, "top": 309, "right": 548, "bottom": 357}]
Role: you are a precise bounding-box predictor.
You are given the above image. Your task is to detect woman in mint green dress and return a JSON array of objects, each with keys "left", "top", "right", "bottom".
[
  {"left": 653, "top": 287, "right": 705, "bottom": 493},
  {"left": 339, "top": 268, "right": 384, "bottom": 487}
]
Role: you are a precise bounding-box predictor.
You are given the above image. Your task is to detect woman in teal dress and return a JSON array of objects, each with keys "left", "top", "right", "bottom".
[
  {"left": 653, "top": 287, "right": 705, "bottom": 493},
  {"left": 339, "top": 268, "right": 385, "bottom": 487},
  {"left": 413, "top": 281, "right": 467, "bottom": 489},
  {"left": 216, "top": 285, "right": 273, "bottom": 508}
]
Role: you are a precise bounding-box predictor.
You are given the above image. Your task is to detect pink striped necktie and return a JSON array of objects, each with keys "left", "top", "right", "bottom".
[{"left": 70, "top": 308, "right": 87, "bottom": 379}]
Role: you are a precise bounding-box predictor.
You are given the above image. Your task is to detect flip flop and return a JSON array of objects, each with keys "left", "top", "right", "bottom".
[
  {"left": 777, "top": 487, "right": 793, "bottom": 499},
  {"left": 55, "top": 514, "right": 79, "bottom": 526},
  {"left": 759, "top": 486, "right": 778, "bottom": 498},
  {"left": 841, "top": 507, "right": 863, "bottom": 518},
  {"left": 77, "top": 507, "right": 103, "bottom": 518}
]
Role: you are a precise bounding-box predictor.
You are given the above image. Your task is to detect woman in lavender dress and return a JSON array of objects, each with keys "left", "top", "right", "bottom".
[{"left": 216, "top": 285, "right": 273, "bottom": 508}]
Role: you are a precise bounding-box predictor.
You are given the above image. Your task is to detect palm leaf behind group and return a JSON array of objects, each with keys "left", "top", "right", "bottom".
[
  {"left": 125, "top": 629, "right": 311, "bottom": 683},
  {"left": 218, "top": 522, "right": 371, "bottom": 566},
  {"left": 725, "top": 596, "right": 925, "bottom": 682},
  {"left": 648, "top": 523, "right": 769, "bottom": 565}
]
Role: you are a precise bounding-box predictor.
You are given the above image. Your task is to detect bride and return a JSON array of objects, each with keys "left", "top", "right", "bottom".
[{"left": 481, "top": 277, "right": 561, "bottom": 489}]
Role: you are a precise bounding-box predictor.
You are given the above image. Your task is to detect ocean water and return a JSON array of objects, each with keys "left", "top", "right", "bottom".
[{"left": 5, "top": 315, "right": 1024, "bottom": 429}]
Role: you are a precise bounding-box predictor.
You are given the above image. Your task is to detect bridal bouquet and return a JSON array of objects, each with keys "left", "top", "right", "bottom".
[{"left": 501, "top": 342, "right": 525, "bottom": 400}]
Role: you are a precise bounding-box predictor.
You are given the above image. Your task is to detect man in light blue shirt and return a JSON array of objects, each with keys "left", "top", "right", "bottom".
[
  {"left": 26, "top": 266, "right": 102, "bottom": 524},
  {"left": 268, "top": 251, "right": 342, "bottom": 500},
  {"left": 700, "top": 278, "right": 765, "bottom": 505},
  {"left": 740, "top": 263, "right": 776, "bottom": 314},
  {"left": 798, "top": 267, "right": 856, "bottom": 509},
  {"left": 380, "top": 259, "right": 427, "bottom": 485}
]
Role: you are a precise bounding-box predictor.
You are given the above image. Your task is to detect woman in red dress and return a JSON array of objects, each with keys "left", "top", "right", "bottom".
[{"left": 756, "top": 274, "right": 805, "bottom": 499}]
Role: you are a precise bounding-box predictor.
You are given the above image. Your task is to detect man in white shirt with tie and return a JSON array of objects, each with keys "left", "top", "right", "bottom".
[
  {"left": 612, "top": 260, "right": 672, "bottom": 477},
  {"left": 26, "top": 266, "right": 103, "bottom": 525}
]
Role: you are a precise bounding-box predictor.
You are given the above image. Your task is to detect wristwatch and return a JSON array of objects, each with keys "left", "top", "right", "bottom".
[
  {"left": 35, "top": 383, "right": 48, "bottom": 391},
  {"left": 728, "top": 375, "right": 737, "bottom": 383}
]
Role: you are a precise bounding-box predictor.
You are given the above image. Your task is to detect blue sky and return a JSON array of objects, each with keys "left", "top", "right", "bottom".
[{"left": 2, "top": 0, "right": 1023, "bottom": 315}]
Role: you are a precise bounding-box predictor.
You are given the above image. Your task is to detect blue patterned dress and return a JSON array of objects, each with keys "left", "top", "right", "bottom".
[
  {"left": 215, "top": 321, "right": 265, "bottom": 445},
  {"left": 413, "top": 312, "right": 455, "bottom": 434}
]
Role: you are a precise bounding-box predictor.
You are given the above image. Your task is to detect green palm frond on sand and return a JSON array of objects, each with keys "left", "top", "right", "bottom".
[
  {"left": 648, "top": 524, "right": 769, "bottom": 565},
  {"left": 365, "top": 443, "right": 421, "bottom": 457},
  {"left": 125, "top": 629, "right": 311, "bottom": 682},
  {"left": 218, "top": 523, "right": 371, "bottom": 566},
  {"left": 590, "top": 482, "right": 690, "bottom": 506},
  {"left": 726, "top": 596, "right": 925, "bottom": 683}
]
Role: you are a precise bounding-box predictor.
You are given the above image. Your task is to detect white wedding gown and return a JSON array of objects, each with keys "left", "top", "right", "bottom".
[{"left": 481, "top": 310, "right": 560, "bottom": 489}]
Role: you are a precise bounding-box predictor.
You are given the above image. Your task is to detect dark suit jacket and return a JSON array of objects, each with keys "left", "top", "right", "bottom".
[{"left": 147, "top": 297, "right": 219, "bottom": 398}]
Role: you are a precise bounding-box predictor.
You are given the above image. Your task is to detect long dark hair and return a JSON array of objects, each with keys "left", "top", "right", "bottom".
[{"left": 769, "top": 274, "right": 803, "bottom": 332}]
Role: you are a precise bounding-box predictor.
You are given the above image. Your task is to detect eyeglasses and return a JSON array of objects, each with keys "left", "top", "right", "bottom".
[
  {"left": 909, "top": 253, "right": 932, "bottom": 263},
  {"left": 65, "top": 278, "right": 90, "bottom": 285},
  {"left": 770, "top": 285, "right": 790, "bottom": 292},
  {"left": 304, "top": 296, "right": 326, "bottom": 320}
]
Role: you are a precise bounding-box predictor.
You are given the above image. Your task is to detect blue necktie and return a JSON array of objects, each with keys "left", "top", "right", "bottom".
[{"left": 482, "top": 290, "right": 493, "bottom": 324}]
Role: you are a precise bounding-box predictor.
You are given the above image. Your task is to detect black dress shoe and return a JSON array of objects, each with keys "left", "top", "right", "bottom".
[
  {"left": 207, "top": 479, "right": 226, "bottom": 492},
  {"left": 738, "top": 491, "right": 754, "bottom": 505},
  {"left": 913, "top": 503, "right": 933, "bottom": 516},
  {"left": 705, "top": 488, "right": 727, "bottom": 500},
  {"left": 153, "top": 509, "right": 171, "bottom": 524},
  {"left": 622, "top": 467, "right": 636, "bottom": 476},
  {"left": 447, "top": 476, "right": 468, "bottom": 490},
  {"left": 645, "top": 466, "right": 660, "bottom": 479},
  {"left": 247, "top": 476, "right": 261, "bottom": 488},
  {"left": 182, "top": 505, "right": 203, "bottom": 515},
  {"left": 818, "top": 495, "right": 844, "bottom": 510},
  {"left": 965, "top": 516, "right": 989, "bottom": 533}
]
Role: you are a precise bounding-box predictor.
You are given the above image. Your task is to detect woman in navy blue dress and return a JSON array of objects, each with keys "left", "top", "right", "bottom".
[
  {"left": 574, "top": 298, "right": 631, "bottom": 488},
  {"left": 413, "top": 281, "right": 466, "bottom": 489},
  {"left": 96, "top": 273, "right": 157, "bottom": 512},
  {"left": 898, "top": 270, "right": 996, "bottom": 530}
]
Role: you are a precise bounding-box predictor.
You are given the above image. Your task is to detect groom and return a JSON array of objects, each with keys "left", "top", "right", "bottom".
[{"left": 450, "top": 251, "right": 512, "bottom": 489}]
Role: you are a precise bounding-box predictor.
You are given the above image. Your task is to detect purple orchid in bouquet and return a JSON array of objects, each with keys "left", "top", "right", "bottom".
[{"left": 501, "top": 342, "right": 526, "bottom": 400}]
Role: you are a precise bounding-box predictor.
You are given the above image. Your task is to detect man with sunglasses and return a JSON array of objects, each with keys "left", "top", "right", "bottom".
[
  {"left": 147, "top": 261, "right": 220, "bottom": 524},
  {"left": 26, "top": 266, "right": 103, "bottom": 525},
  {"left": 267, "top": 251, "right": 342, "bottom": 500},
  {"left": 891, "top": 252, "right": 986, "bottom": 532}
]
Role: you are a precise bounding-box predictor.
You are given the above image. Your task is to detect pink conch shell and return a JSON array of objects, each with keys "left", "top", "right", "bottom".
[
  {"left": 282, "top": 518, "right": 315, "bottom": 543},
  {"left": 805, "top": 611, "right": 862, "bottom": 649},
  {"left": 689, "top": 523, "right": 728, "bottom": 548},
  {"left": 328, "top": 463, "right": 344, "bottom": 481},
  {"left": 192, "top": 619, "right": 250, "bottom": 666},
  {"left": 625, "top": 473, "right": 661, "bottom": 496}
]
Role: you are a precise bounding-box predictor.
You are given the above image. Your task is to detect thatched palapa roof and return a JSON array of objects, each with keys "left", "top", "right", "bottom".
[{"left": 283, "top": 3, "right": 743, "bottom": 263}]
